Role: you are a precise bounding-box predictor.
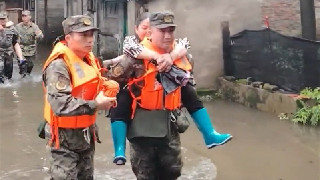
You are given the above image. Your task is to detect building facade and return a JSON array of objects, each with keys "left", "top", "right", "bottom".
[
  {"left": 145, "top": 0, "right": 319, "bottom": 88},
  {"left": 0, "top": 0, "right": 319, "bottom": 88}
]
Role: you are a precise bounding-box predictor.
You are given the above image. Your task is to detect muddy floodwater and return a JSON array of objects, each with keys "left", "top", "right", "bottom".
[{"left": 0, "top": 46, "right": 319, "bottom": 180}]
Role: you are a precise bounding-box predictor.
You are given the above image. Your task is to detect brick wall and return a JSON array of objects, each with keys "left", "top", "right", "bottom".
[
  {"left": 262, "top": 0, "right": 320, "bottom": 39},
  {"left": 315, "top": 0, "right": 320, "bottom": 39}
]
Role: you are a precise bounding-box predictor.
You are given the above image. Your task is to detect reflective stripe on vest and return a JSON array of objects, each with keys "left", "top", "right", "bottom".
[{"left": 128, "top": 38, "right": 191, "bottom": 118}]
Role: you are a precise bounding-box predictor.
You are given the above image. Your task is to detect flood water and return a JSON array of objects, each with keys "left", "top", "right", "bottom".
[{"left": 0, "top": 46, "right": 319, "bottom": 180}]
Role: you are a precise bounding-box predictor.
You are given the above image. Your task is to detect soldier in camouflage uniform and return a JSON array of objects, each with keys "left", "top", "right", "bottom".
[
  {"left": 0, "top": 12, "right": 25, "bottom": 83},
  {"left": 127, "top": 11, "right": 185, "bottom": 180},
  {"left": 16, "top": 10, "right": 43, "bottom": 75},
  {"left": 42, "top": 15, "right": 117, "bottom": 180}
]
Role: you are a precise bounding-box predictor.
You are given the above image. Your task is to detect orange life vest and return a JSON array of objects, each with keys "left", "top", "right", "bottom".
[
  {"left": 128, "top": 38, "right": 192, "bottom": 118},
  {"left": 42, "top": 41, "right": 103, "bottom": 148}
]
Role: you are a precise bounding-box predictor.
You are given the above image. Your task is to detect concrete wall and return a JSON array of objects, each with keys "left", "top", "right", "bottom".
[
  {"left": 218, "top": 77, "right": 298, "bottom": 116},
  {"left": 0, "top": 0, "right": 19, "bottom": 10},
  {"left": 98, "top": 1, "right": 126, "bottom": 59},
  {"left": 147, "top": 0, "right": 262, "bottom": 89},
  {"left": 37, "top": 0, "right": 64, "bottom": 44}
]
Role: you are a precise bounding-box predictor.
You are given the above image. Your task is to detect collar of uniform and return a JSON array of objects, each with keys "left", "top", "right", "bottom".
[
  {"left": 22, "top": 22, "right": 32, "bottom": 27},
  {"left": 83, "top": 57, "right": 90, "bottom": 65}
]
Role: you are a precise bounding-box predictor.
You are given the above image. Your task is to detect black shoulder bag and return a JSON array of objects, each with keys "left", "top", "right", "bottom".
[{"left": 127, "top": 107, "right": 171, "bottom": 146}]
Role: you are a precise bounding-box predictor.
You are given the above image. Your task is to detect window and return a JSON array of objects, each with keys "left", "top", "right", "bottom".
[
  {"left": 25, "top": 0, "right": 35, "bottom": 10},
  {"left": 0, "top": 2, "right": 5, "bottom": 12},
  {"left": 104, "top": 1, "right": 118, "bottom": 18},
  {"left": 87, "top": 0, "right": 96, "bottom": 12}
]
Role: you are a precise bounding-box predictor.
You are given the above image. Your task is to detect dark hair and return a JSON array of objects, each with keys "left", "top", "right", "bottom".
[
  {"left": 52, "top": 35, "right": 65, "bottom": 47},
  {"left": 135, "top": 12, "right": 150, "bottom": 27}
]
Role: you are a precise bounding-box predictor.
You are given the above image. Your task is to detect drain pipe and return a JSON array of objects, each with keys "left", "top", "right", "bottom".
[
  {"left": 300, "top": 0, "right": 316, "bottom": 40},
  {"left": 34, "top": 0, "right": 37, "bottom": 24},
  {"left": 94, "top": 0, "right": 100, "bottom": 57}
]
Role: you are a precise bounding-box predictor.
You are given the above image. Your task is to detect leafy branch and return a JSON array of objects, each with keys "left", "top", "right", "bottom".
[{"left": 292, "top": 87, "right": 320, "bottom": 126}]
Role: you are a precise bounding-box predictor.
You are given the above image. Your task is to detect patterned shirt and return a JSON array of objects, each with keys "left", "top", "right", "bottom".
[{"left": 122, "top": 35, "right": 191, "bottom": 59}]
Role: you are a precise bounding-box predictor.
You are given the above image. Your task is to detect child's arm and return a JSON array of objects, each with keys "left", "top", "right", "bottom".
[
  {"left": 122, "top": 36, "right": 191, "bottom": 61},
  {"left": 123, "top": 36, "right": 159, "bottom": 60},
  {"left": 103, "top": 55, "right": 125, "bottom": 67},
  {"left": 170, "top": 37, "right": 191, "bottom": 60}
]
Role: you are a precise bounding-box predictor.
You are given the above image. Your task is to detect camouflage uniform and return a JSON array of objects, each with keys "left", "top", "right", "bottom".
[
  {"left": 16, "top": 10, "right": 43, "bottom": 74},
  {"left": 130, "top": 126, "right": 182, "bottom": 180},
  {"left": 0, "top": 12, "right": 19, "bottom": 82},
  {"left": 42, "top": 15, "right": 99, "bottom": 180},
  {"left": 128, "top": 11, "right": 183, "bottom": 180}
]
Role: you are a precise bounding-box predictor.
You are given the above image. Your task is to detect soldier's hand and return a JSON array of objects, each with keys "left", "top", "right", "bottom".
[
  {"left": 18, "top": 60, "right": 28, "bottom": 77},
  {"left": 0, "top": 24, "right": 3, "bottom": 30},
  {"left": 35, "top": 31, "right": 43, "bottom": 39},
  {"left": 156, "top": 53, "right": 173, "bottom": 72},
  {"left": 103, "top": 59, "right": 113, "bottom": 68},
  {"left": 35, "top": 30, "right": 41, "bottom": 35},
  {"left": 103, "top": 55, "right": 126, "bottom": 68},
  {"left": 95, "top": 91, "right": 117, "bottom": 110}
]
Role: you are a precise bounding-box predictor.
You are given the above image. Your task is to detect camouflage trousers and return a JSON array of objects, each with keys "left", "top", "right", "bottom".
[
  {"left": 47, "top": 125, "right": 95, "bottom": 180},
  {"left": 130, "top": 127, "right": 182, "bottom": 180},
  {"left": 0, "top": 52, "right": 13, "bottom": 82}
]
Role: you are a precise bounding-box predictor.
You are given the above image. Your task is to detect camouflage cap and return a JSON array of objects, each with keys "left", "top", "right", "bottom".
[
  {"left": 62, "top": 15, "right": 99, "bottom": 35},
  {"left": 149, "top": 11, "right": 176, "bottom": 28},
  {"left": 0, "top": 12, "right": 7, "bottom": 19},
  {"left": 22, "top": 10, "right": 31, "bottom": 16}
]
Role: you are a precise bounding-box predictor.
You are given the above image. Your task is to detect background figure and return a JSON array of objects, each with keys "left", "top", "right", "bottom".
[
  {"left": 0, "top": 11, "right": 25, "bottom": 82},
  {"left": 16, "top": 10, "right": 43, "bottom": 76}
]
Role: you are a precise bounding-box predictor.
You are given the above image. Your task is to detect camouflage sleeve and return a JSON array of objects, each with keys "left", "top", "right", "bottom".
[
  {"left": 33, "top": 23, "right": 44, "bottom": 39},
  {"left": 43, "top": 58, "right": 97, "bottom": 117},
  {"left": 122, "top": 35, "right": 143, "bottom": 59},
  {"left": 12, "top": 26, "right": 19, "bottom": 36}
]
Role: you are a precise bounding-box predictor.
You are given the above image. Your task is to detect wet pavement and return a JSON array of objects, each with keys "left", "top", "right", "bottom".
[{"left": 0, "top": 46, "right": 319, "bottom": 180}]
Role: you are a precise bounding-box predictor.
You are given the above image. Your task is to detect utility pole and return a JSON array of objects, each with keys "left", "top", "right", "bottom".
[
  {"left": 300, "top": 0, "right": 319, "bottom": 88},
  {"left": 300, "top": 0, "right": 316, "bottom": 40},
  {"left": 35, "top": 0, "right": 38, "bottom": 25}
]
